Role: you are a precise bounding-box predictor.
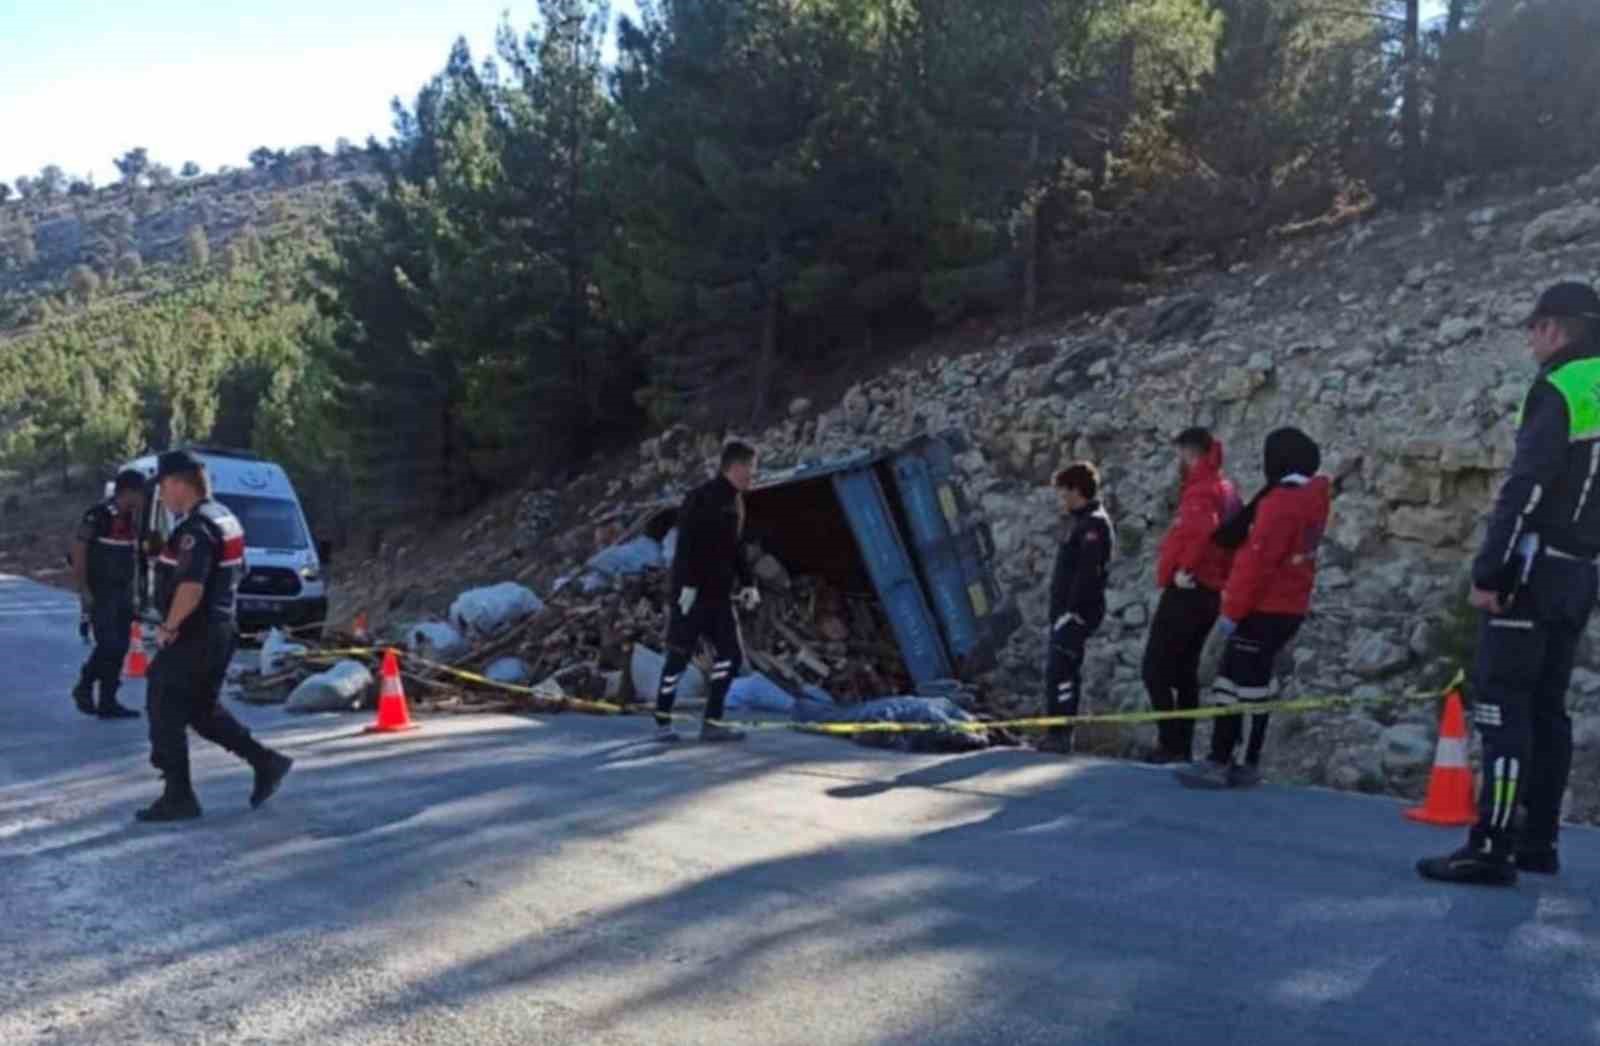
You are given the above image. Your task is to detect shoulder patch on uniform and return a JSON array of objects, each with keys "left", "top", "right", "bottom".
[
  {"left": 1083, "top": 530, "right": 1100, "bottom": 542},
  {"left": 180, "top": 534, "right": 196, "bottom": 551}
]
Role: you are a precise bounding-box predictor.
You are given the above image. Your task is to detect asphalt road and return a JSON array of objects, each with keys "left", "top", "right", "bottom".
[{"left": 2, "top": 573, "right": 1598, "bottom": 1045}]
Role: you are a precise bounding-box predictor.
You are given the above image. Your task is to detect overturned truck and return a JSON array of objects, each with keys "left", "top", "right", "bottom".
[{"left": 635, "top": 430, "right": 1021, "bottom": 694}]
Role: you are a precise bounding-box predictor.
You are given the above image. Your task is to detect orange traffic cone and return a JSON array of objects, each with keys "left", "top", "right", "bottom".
[
  {"left": 1404, "top": 690, "right": 1477, "bottom": 826},
  {"left": 365, "top": 649, "right": 419, "bottom": 734},
  {"left": 123, "top": 622, "right": 148, "bottom": 679}
]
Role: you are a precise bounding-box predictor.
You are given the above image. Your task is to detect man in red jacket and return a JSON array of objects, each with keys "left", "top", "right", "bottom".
[
  {"left": 1179, "top": 427, "right": 1330, "bottom": 789},
  {"left": 1142, "top": 428, "right": 1241, "bottom": 763}
]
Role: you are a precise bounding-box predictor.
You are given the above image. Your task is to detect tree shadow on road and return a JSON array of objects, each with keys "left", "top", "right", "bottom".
[{"left": 5, "top": 714, "right": 1600, "bottom": 1046}]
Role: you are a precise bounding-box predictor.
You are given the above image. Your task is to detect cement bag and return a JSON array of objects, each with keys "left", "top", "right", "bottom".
[
  {"left": 449, "top": 582, "right": 544, "bottom": 639},
  {"left": 259, "top": 627, "right": 307, "bottom": 676},
  {"left": 583, "top": 537, "right": 664, "bottom": 589},
  {"left": 406, "top": 621, "right": 469, "bottom": 660},
  {"left": 725, "top": 672, "right": 795, "bottom": 716},
  {"left": 286, "top": 660, "right": 373, "bottom": 714},
  {"left": 486, "top": 657, "right": 533, "bottom": 685},
  {"left": 629, "top": 644, "right": 707, "bottom": 704}
]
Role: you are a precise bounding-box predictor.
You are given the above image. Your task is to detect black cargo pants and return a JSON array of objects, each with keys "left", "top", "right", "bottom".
[
  {"left": 77, "top": 592, "right": 133, "bottom": 707},
  {"left": 148, "top": 626, "right": 270, "bottom": 794}
]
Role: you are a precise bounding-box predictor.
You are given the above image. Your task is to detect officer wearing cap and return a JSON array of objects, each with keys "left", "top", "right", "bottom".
[
  {"left": 1420, "top": 281, "right": 1600, "bottom": 885},
  {"left": 70, "top": 468, "right": 147, "bottom": 719},
  {"left": 136, "top": 450, "right": 293, "bottom": 823}
]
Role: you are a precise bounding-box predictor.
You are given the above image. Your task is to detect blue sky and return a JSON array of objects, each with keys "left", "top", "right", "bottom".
[
  {"left": 1, "top": 0, "right": 639, "bottom": 185},
  {"left": 3, "top": 0, "right": 1444, "bottom": 188}
]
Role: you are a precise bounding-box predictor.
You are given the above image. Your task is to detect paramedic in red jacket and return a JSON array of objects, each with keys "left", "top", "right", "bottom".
[
  {"left": 1178, "top": 428, "right": 1330, "bottom": 789},
  {"left": 1142, "top": 428, "right": 1241, "bottom": 763}
]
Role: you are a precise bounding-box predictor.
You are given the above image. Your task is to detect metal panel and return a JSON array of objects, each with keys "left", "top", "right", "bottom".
[
  {"left": 888, "top": 433, "right": 1021, "bottom": 674},
  {"left": 829, "top": 466, "right": 952, "bottom": 684}
]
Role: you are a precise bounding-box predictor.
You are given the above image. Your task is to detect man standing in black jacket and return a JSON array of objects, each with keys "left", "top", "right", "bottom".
[
  {"left": 655, "top": 440, "right": 762, "bottom": 743},
  {"left": 1042, "top": 462, "right": 1115, "bottom": 754}
]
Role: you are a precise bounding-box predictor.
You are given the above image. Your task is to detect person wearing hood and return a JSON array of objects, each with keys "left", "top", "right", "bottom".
[
  {"left": 1041, "top": 461, "right": 1115, "bottom": 754},
  {"left": 1142, "top": 428, "right": 1242, "bottom": 764},
  {"left": 1419, "top": 282, "right": 1600, "bottom": 886},
  {"left": 1179, "top": 428, "right": 1330, "bottom": 789}
]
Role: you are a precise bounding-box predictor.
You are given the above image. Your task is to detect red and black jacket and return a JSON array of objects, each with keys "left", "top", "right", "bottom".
[{"left": 1155, "top": 440, "right": 1241, "bottom": 593}]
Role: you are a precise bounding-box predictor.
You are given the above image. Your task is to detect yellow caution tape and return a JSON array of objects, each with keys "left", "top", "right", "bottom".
[{"left": 286, "top": 645, "right": 1464, "bottom": 738}]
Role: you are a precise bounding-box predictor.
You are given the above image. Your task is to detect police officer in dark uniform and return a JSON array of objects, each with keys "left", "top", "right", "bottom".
[
  {"left": 1042, "top": 461, "right": 1115, "bottom": 754},
  {"left": 1420, "top": 282, "right": 1600, "bottom": 885},
  {"left": 70, "top": 468, "right": 147, "bottom": 719},
  {"left": 653, "top": 440, "right": 761, "bottom": 744},
  {"left": 137, "top": 450, "right": 293, "bottom": 823}
]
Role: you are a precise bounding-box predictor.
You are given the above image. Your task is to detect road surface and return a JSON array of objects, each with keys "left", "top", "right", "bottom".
[{"left": 1, "top": 573, "right": 1598, "bottom": 1045}]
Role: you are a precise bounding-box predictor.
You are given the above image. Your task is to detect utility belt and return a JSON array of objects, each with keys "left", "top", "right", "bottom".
[{"left": 1499, "top": 535, "right": 1598, "bottom": 607}]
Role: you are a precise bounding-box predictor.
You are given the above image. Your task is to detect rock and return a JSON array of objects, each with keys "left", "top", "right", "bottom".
[
  {"left": 1214, "top": 367, "right": 1264, "bottom": 403},
  {"left": 1571, "top": 668, "right": 1600, "bottom": 696},
  {"left": 1148, "top": 295, "right": 1216, "bottom": 343},
  {"left": 788, "top": 397, "right": 812, "bottom": 418},
  {"left": 1388, "top": 506, "right": 1472, "bottom": 547},
  {"left": 1467, "top": 207, "right": 1500, "bottom": 226},
  {"left": 1350, "top": 630, "right": 1410, "bottom": 679},
  {"left": 842, "top": 386, "right": 871, "bottom": 429},
  {"left": 1437, "top": 316, "right": 1482, "bottom": 346},
  {"left": 1381, "top": 723, "right": 1435, "bottom": 776},
  {"left": 1014, "top": 343, "right": 1059, "bottom": 369},
  {"left": 1409, "top": 620, "right": 1435, "bottom": 659},
  {"left": 1521, "top": 204, "right": 1600, "bottom": 251},
  {"left": 1121, "top": 601, "right": 1148, "bottom": 628},
  {"left": 1575, "top": 716, "right": 1600, "bottom": 750}
]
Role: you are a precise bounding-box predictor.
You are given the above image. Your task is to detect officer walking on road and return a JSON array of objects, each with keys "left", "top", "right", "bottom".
[
  {"left": 136, "top": 450, "right": 292, "bottom": 823},
  {"left": 70, "top": 468, "right": 147, "bottom": 720},
  {"left": 1419, "top": 281, "right": 1600, "bottom": 885},
  {"left": 1041, "top": 462, "right": 1115, "bottom": 754},
  {"left": 653, "top": 440, "right": 762, "bottom": 744}
]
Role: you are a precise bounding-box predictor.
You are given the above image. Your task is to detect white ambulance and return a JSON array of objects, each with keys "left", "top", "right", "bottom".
[{"left": 112, "top": 446, "right": 330, "bottom": 636}]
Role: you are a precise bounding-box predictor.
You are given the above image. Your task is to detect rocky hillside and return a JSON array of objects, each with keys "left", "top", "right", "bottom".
[{"left": 331, "top": 162, "right": 1600, "bottom": 820}]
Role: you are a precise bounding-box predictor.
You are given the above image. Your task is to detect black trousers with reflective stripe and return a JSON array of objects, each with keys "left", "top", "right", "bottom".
[
  {"left": 657, "top": 597, "right": 743, "bottom": 724},
  {"left": 1471, "top": 560, "right": 1595, "bottom": 851},
  {"left": 1044, "top": 619, "right": 1093, "bottom": 742},
  {"left": 1208, "top": 613, "right": 1302, "bottom": 766}
]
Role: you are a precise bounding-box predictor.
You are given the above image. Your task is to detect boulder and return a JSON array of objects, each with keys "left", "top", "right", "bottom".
[
  {"left": 1351, "top": 630, "right": 1410, "bottom": 679},
  {"left": 1381, "top": 723, "right": 1435, "bottom": 777},
  {"left": 1522, "top": 204, "right": 1600, "bottom": 251}
]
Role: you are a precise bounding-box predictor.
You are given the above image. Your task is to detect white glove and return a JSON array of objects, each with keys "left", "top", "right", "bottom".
[
  {"left": 1197, "top": 618, "right": 1236, "bottom": 688},
  {"left": 736, "top": 586, "right": 761, "bottom": 612},
  {"left": 1174, "top": 570, "right": 1196, "bottom": 590},
  {"left": 677, "top": 587, "right": 698, "bottom": 616},
  {"left": 1053, "top": 611, "right": 1082, "bottom": 632}
]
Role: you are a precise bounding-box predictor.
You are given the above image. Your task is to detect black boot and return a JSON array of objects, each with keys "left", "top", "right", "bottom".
[
  {"left": 1417, "top": 839, "right": 1517, "bottom": 886},
  {"left": 97, "top": 693, "right": 141, "bottom": 720},
  {"left": 1515, "top": 847, "right": 1560, "bottom": 875},
  {"left": 72, "top": 681, "right": 96, "bottom": 716},
  {"left": 135, "top": 792, "right": 203, "bottom": 823},
  {"left": 250, "top": 752, "right": 294, "bottom": 809}
]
